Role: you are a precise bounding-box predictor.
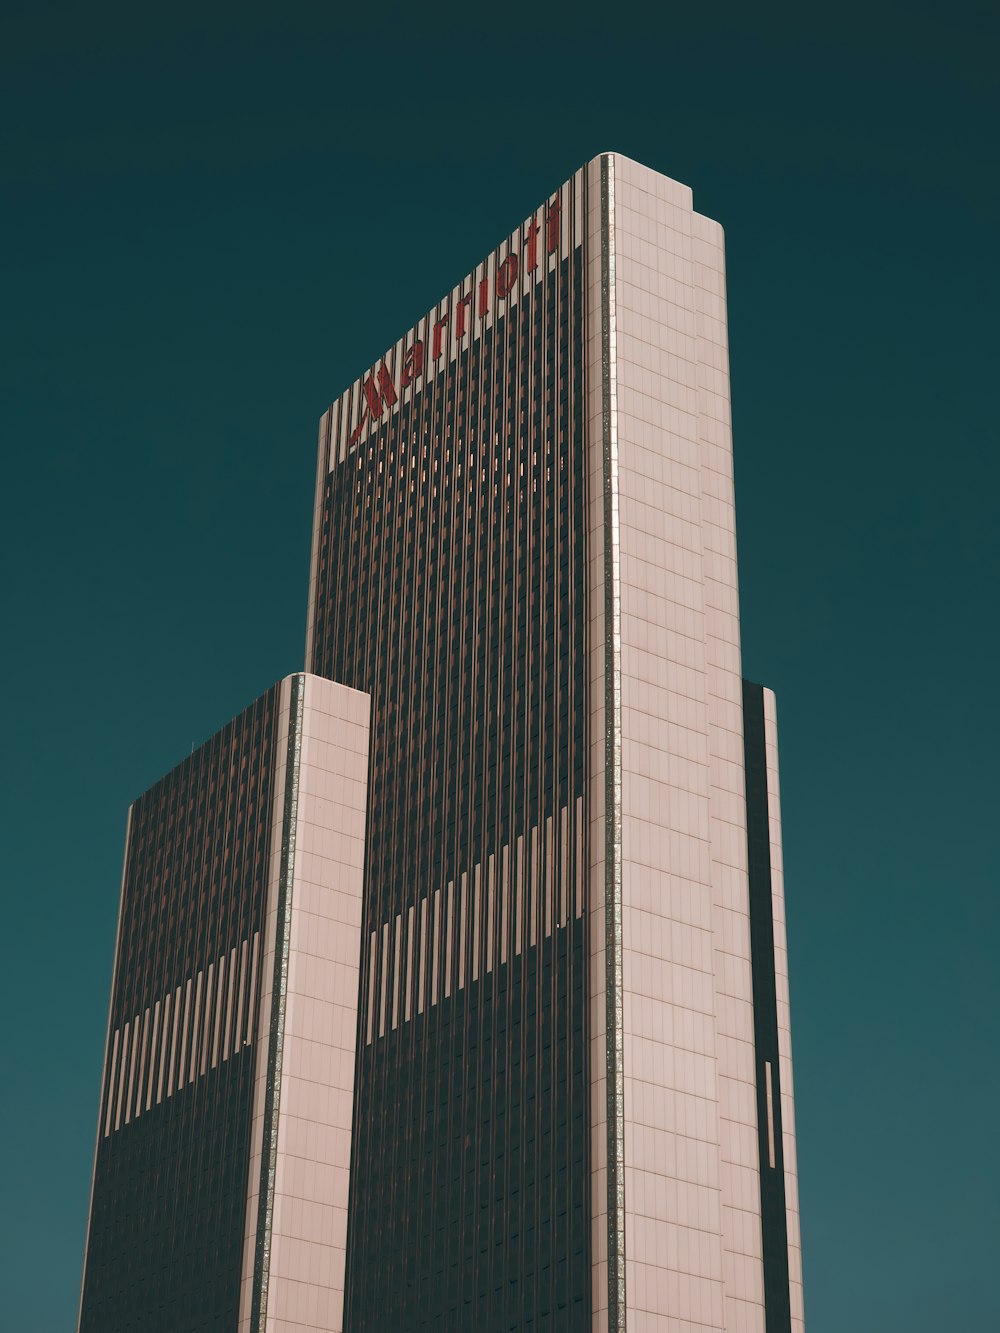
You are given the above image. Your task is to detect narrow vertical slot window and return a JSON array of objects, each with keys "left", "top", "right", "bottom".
[
  {"left": 234, "top": 939, "right": 248, "bottom": 1056},
  {"left": 418, "top": 898, "right": 427, "bottom": 1014},
  {"left": 166, "top": 985, "right": 182, "bottom": 1094},
  {"left": 103, "top": 1029, "right": 120, "bottom": 1138},
  {"left": 765, "top": 1060, "right": 776, "bottom": 1169},
  {"left": 115, "top": 1021, "right": 130, "bottom": 1130},
  {"left": 366, "top": 930, "right": 377, "bottom": 1045},
  {"left": 189, "top": 973, "right": 203, "bottom": 1085},
  {"left": 444, "top": 881, "right": 454, "bottom": 999},
  {"left": 530, "top": 825, "right": 539, "bottom": 948},
  {"left": 124, "top": 1013, "right": 140, "bottom": 1124},
  {"left": 560, "top": 804, "right": 568, "bottom": 927},
  {"left": 379, "top": 922, "right": 389, "bottom": 1038},
  {"left": 431, "top": 888, "right": 441, "bottom": 1007},
  {"left": 222, "top": 947, "right": 237, "bottom": 1062},
  {"left": 512, "top": 836, "right": 521, "bottom": 961},
  {"left": 157, "top": 991, "right": 171, "bottom": 1103},
  {"left": 145, "top": 1000, "right": 161, "bottom": 1111},
  {"left": 245, "top": 933, "right": 260, "bottom": 1047},
  {"left": 134, "top": 1008, "right": 150, "bottom": 1119},
  {"left": 500, "top": 841, "right": 510, "bottom": 966},
  {"left": 211, "top": 958, "right": 225, "bottom": 1069},
  {"left": 545, "top": 814, "right": 554, "bottom": 938},
  {"left": 392, "top": 916, "right": 401, "bottom": 1030},
  {"left": 177, "top": 979, "right": 192, "bottom": 1091},
  {"left": 200, "top": 964, "right": 214, "bottom": 1077},
  {"left": 472, "top": 864, "right": 482, "bottom": 984},
  {"left": 405, "top": 904, "right": 414, "bottom": 1023},
  {"left": 458, "top": 874, "right": 468, "bottom": 990},
  {"left": 486, "top": 856, "right": 495, "bottom": 974},
  {"left": 575, "top": 794, "right": 584, "bottom": 919}
]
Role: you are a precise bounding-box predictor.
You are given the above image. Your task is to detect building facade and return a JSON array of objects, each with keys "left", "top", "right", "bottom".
[
  {"left": 80, "top": 153, "right": 804, "bottom": 1333},
  {"left": 79, "top": 675, "right": 371, "bottom": 1330}
]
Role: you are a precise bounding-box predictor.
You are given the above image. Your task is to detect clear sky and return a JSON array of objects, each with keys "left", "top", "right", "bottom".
[{"left": 2, "top": 1, "right": 997, "bottom": 1328}]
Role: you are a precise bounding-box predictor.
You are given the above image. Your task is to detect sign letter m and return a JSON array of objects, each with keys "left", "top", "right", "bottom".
[{"left": 348, "top": 361, "right": 397, "bottom": 447}]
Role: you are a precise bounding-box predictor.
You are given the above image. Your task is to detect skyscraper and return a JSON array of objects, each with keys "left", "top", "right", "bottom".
[{"left": 80, "top": 153, "right": 804, "bottom": 1333}]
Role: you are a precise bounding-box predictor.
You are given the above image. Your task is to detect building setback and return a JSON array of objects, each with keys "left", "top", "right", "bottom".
[{"left": 79, "top": 152, "right": 804, "bottom": 1332}]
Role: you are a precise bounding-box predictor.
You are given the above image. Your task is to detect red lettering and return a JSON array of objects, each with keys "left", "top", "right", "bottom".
[
  {"left": 478, "top": 274, "right": 489, "bottom": 317},
  {"left": 433, "top": 313, "right": 450, "bottom": 360},
  {"left": 348, "top": 360, "right": 397, "bottom": 446},
  {"left": 496, "top": 253, "right": 519, "bottom": 300},
  {"left": 401, "top": 340, "right": 424, "bottom": 389},
  {"left": 455, "top": 289, "right": 474, "bottom": 338},
  {"left": 546, "top": 195, "right": 561, "bottom": 254},
  {"left": 525, "top": 215, "right": 540, "bottom": 271},
  {"left": 362, "top": 361, "right": 397, "bottom": 417}
]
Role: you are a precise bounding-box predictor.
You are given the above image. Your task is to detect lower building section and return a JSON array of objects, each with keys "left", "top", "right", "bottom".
[
  {"left": 348, "top": 831, "right": 590, "bottom": 1330},
  {"left": 78, "top": 674, "right": 370, "bottom": 1333}
]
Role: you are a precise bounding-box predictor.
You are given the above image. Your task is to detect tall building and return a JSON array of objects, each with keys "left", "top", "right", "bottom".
[
  {"left": 78, "top": 675, "right": 371, "bottom": 1331},
  {"left": 80, "top": 153, "right": 804, "bottom": 1333}
]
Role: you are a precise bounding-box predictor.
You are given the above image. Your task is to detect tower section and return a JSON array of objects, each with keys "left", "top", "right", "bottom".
[
  {"left": 78, "top": 674, "right": 370, "bottom": 1333},
  {"left": 308, "top": 170, "right": 592, "bottom": 1331},
  {"left": 306, "top": 153, "right": 804, "bottom": 1332},
  {"left": 583, "top": 152, "right": 802, "bottom": 1333}
]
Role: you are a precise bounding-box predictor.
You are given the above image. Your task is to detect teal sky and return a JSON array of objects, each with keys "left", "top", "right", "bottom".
[{"left": 2, "top": 2, "right": 997, "bottom": 1327}]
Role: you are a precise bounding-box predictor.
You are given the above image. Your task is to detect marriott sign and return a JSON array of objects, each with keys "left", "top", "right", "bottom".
[{"left": 327, "top": 170, "right": 585, "bottom": 464}]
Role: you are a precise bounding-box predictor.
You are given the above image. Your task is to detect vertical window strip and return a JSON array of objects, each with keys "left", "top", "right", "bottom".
[
  {"left": 103, "top": 1029, "right": 120, "bottom": 1138},
  {"left": 124, "top": 1013, "right": 140, "bottom": 1125},
  {"left": 418, "top": 898, "right": 427, "bottom": 1014},
  {"left": 514, "top": 835, "right": 522, "bottom": 959},
  {"left": 444, "top": 881, "right": 454, "bottom": 1000},
  {"left": 379, "top": 922, "right": 389, "bottom": 1039},
  {"left": 765, "top": 1061, "right": 777, "bottom": 1169},
  {"left": 234, "top": 940, "right": 248, "bottom": 1057},
  {"left": 211, "top": 957, "right": 225, "bottom": 1069},
  {"left": 145, "top": 1000, "right": 160, "bottom": 1112},
  {"left": 134, "top": 1008, "right": 150, "bottom": 1119},
  {"left": 115, "top": 1021, "right": 130, "bottom": 1130},
  {"left": 189, "top": 973, "right": 203, "bottom": 1085},
  {"left": 431, "top": 887, "right": 441, "bottom": 1007},
  {"left": 166, "top": 987, "right": 181, "bottom": 1098},
  {"left": 392, "top": 916, "right": 402, "bottom": 1030},
  {"left": 530, "top": 825, "right": 539, "bottom": 948},
  {"left": 177, "top": 978, "right": 192, "bottom": 1091},
  {"left": 458, "top": 873, "right": 467, "bottom": 991},
  {"left": 486, "top": 855, "right": 495, "bottom": 974},
  {"left": 545, "top": 814, "right": 554, "bottom": 938},
  {"left": 222, "top": 947, "right": 237, "bottom": 1063},
  {"left": 560, "top": 805, "right": 568, "bottom": 927},
  {"left": 473, "top": 863, "right": 482, "bottom": 984},
  {"left": 501, "top": 841, "right": 510, "bottom": 966},
  {"left": 405, "top": 905, "right": 414, "bottom": 1023},
  {"left": 157, "top": 992, "right": 171, "bottom": 1104},
  {"left": 245, "top": 933, "right": 260, "bottom": 1047},
  {"left": 201, "top": 964, "right": 214, "bottom": 1076},
  {"left": 366, "top": 930, "right": 377, "bottom": 1045},
  {"left": 575, "top": 795, "right": 584, "bottom": 919}
]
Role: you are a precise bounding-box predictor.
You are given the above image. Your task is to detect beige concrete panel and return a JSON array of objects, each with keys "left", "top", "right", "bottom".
[
  {"left": 610, "top": 151, "right": 728, "bottom": 1333},
  {"left": 239, "top": 674, "right": 371, "bottom": 1333}
]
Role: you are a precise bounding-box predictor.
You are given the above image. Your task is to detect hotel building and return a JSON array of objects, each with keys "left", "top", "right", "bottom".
[{"left": 79, "top": 153, "right": 804, "bottom": 1333}]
